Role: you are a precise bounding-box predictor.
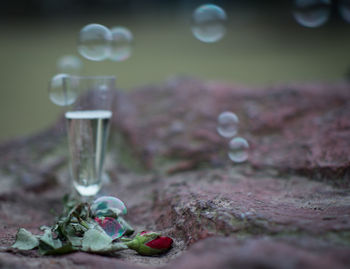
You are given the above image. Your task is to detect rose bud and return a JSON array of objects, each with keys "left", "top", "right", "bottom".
[{"left": 125, "top": 231, "right": 173, "bottom": 256}]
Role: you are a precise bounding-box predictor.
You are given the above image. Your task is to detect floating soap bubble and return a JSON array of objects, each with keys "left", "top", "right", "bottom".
[
  {"left": 95, "top": 217, "right": 126, "bottom": 239},
  {"left": 57, "top": 55, "right": 83, "bottom": 75},
  {"left": 228, "top": 137, "right": 249, "bottom": 163},
  {"left": 191, "top": 4, "right": 227, "bottom": 43},
  {"left": 91, "top": 196, "right": 127, "bottom": 217},
  {"left": 292, "top": 0, "right": 331, "bottom": 28},
  {"left": 339, "top": 0, "right": 350, "bottom": 23},
  {"left": 48, "top": 73, "right": 77, "bottom": 106},
  {"left": 217, "top": 111, "right": 239, "bottom": 138},
  {"left": 109, "top": 26, "right": 133, "bottom": 62},
  {"left": 78, "top": 23, "right": 112, "bottom": 61}
]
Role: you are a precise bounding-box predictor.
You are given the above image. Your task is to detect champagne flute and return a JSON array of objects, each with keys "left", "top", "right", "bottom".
[{"left": 63, "top": 75, "right": 116, "bottom": 198}]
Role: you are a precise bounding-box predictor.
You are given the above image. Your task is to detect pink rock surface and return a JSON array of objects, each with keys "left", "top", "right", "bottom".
[
  {"left": 116, "top": 79, "right": 350, "bottom": 183},
  {"left": 0, "top": 78, "right": 350, "bottom": 268}
]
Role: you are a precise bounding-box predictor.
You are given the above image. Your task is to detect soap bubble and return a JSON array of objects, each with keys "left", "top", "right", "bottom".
[
  {"left": 95, "top": 217, "right": 126, "bottom": 239},
  {"left": 48, "top": 73, "right": 77, "bottom": 106},
  {"left": 217, "top": 111, "right": 239, "bottom": 138},
  {"left": 191, "top": 4, "right": 227, "bottom": 43},
  {"left": 292, "top": 0, "right": 331, "bottom": 28},
  {"left": 228, "top": 137, "right": 249, "bottom": 163},
  {"left": 339, "top": 0, "right": 350, "bottom": 23},
  {"left": 57, "top": 55, "right": 83, "bottom": 75},
  {"left": 78, "top": 23, "right": 112, "bottom": 61},
  {"left": 91, "top": 196, "right": 127, "bottom": 217},
  {"left": 109, "top": 26, "right": 133, "bottom": 62}
]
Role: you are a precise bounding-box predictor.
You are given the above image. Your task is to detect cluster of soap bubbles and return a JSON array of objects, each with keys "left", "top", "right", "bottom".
[
  {"left": 190, "top": 1, "right": 350, "bottom": 40},
  {"left": 217, "top": 111, "right": 249, "bottom": 163},
  {"left": 48, "top": 3, "right": 227, "bottom": 106},
  {"left": 78, "top": 23, "right": 133, "bottom": 62},
  {"left": 91, "top": 196, "right": 128, "bottom": 239},
  {"left": 292, "top": 0, "right": 350, "bottom": 28},
  {"left": 191, "top": 1, "right": 350, "bottom": 33},
  {"left": 48, "top": 4, "right": 225, "bottom": 106},
  {"left": 48, "top": 24, "right": 133, "bottom": 106}
]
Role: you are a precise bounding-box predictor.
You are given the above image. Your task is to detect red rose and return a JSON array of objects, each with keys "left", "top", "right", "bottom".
[
  {"left": 142, "top": 231, "right": 173, "bottom": 250},
  {"left": 125, "top": 231, "right": 173, "bottom": 255}
]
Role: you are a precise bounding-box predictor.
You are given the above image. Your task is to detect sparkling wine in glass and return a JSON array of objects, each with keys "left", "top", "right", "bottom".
[{"left": 63, "top": 76, "right": 115, "bottom": 198}]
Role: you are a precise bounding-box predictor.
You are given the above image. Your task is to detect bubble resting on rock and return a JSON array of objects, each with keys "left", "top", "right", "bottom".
[
  {"left": 94, "top": 217, "right": 126, "bottom": 239},
  {"left": 91, "top": 196, "right": 127, "bottom": 217}
]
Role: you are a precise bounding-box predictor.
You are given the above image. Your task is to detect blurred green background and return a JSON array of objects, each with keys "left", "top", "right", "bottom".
[{"left": 0, "top": 1, "right": 349, "bottom": 142}]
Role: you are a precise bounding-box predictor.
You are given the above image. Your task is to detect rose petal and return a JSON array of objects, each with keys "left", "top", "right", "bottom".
[{"left": 145, "top": 236, "right": 173, "bottom": 250}]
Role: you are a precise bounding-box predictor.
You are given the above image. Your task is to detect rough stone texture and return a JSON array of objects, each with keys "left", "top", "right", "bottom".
[
  {"left": 0, "top": 77, "right": 350, "bottom": 269},
  {"left": 116, "top": 78, "right": 350, "bottom": 183}
]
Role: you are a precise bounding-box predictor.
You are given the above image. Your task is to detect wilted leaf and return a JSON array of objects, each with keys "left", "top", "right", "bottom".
[
  {"left": 81, "top": 228, "right": 112, "bottom": 252},
  {"left": 39, "top": 229, "right": 62, "bottom": 249},
  {"left": 67, "top": 234, "right": 83, "bottom": 248},
  {"left": 108, "top": 242, "right": 128, "bottom": 252},
  {"left": 12, "top": 199, "right": 131, "bottom": 255},
  {"left": 12, "top": 228, "right": 39, "bottom": 250},
  {"left": 39, "top": 243, "right": 76, "bottom": 255}
]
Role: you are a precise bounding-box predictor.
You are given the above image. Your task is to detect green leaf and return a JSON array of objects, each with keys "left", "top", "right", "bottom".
[
  {"left": 81, "top": 228, "right": 112, "bottom": 252},
  {"left": 12, "top": 228, "right": 39, "bottom": 250},
  {"left": 119, "top": 237, "right": 133, "bottom": 242},
  {"left": 62, "top": 195, "right": 80, "bottom": 216},
  {"left": 66, "top": 234, "right": 83, "bottom": 248},
  {"left": 39, "top": 225, "right": 51, "bottom": 231},
  {"left": 39, "top": 243, "right": 76, "bottom": 255},
  {"left": 39, "top": 229, "right": 62, "bottom": 249},
  {"left": 12, "top": 199, "right": 130, "bottom": 255},
  {"left": 63, "top": 224, "right": 83, "bottom": 248},
  {"left": 38, "top": 242, "right": 54, "bottom": 255},
  {"left": 108, "top": 242, "right": 128, "bottom": 252}
]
